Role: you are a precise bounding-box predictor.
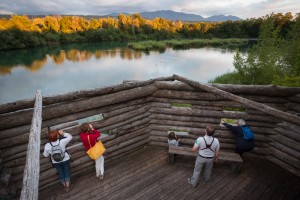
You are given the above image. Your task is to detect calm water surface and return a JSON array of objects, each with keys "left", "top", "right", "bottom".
[{"left": 0, "top": 42, "right": 238, "bottom": 104}]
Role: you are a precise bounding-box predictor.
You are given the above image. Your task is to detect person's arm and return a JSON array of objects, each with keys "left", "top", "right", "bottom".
[
  {"left": 223, "top": 122, "right": 238, "bottom": 133},
  {"left": 192, "top": 145, "right": 199, "bottom": 152},
  {"left": 192, "top": 138, "right": 200, "bottom": 151},
  {"left": 43, "top": 144, "right": 50, "bottom": 157},
  {"left": 89, "top": 130, "right": 100, "bottom": 141},
  {"left": 214, "top": 148, "right": 220, "bottom": 162},
  {"left": 60, "top": 131, "right": 73, "bottom": 146},
  {"left": 89, "top": 124, "right": 101, "bottom": 140},
  {"left": 92, "top": 129, "right": 101, "bottom": 136},
  {"left": 214, "top": 140, "right": 220, "bottom": 162}
]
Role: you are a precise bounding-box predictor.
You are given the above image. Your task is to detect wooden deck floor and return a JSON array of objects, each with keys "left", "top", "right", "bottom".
[{"left": 39, "top": 146, "right": 300, "bottom": 200}]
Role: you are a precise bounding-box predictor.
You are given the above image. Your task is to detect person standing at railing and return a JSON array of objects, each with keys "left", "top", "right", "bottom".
[
  {"left": 188, "top": 126, "right": 220, "bottom": 188},
  {"left": 43, "top": 130, "right": 73, "bottom": 192},
  {"left": 79, "top": 123, "right": 105, "bottom": 180}
]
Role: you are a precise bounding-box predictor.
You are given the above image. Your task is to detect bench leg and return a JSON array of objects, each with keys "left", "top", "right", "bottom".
[{"left": 169, "top": 154, "right": 175, "bottom": 164}]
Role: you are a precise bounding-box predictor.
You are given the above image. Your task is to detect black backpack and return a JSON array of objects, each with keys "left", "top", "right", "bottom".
[
  {"left": 50, "top": 140, "right": 65, "bottom": 162},
  {"left": 200, "top": 137, "right": 215, "bottom": 152}
]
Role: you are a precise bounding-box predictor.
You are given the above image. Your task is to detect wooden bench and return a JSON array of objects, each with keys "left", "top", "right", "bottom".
[{"left": 168, "top": 146, "right": 243, "bottom": 173}]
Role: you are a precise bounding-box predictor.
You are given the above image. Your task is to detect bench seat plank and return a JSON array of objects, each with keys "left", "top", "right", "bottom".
[
  {"left": 169, "top": 146, "right": 242, "bottom": 163},
  {"left": 168, "top": 146, "right": 243, "bottom": 172}
]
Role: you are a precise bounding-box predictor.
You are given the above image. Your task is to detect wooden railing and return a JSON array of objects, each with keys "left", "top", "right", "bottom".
[{"left": 20, "top": 90, "right": 42, "bottom": 200}]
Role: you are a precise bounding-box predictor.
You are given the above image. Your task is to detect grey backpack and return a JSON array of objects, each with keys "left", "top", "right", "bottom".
[{"left": 50, "top": 140, "right": 65, "bottom": 162}]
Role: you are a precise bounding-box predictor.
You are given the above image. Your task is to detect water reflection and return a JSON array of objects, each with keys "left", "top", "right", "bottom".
[
  {"left": 0, "top": 42, "right": 146, "bottom": 75},
  {"left": 0, "top": 42, "right": 242, "bottom": 104}
]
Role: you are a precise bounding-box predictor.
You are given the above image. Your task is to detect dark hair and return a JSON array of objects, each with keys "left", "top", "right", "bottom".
[
  {"left": 79, "top": 123, "right": 91, "bottom": 133},
  {"left": 206, "top": 126, "right": 215, "bottom": 136},
  {"left": 168, "top": 132, "right": 176, "bottom": 140},
  {"left": 48, "top": 130, "right": 59, "bottom": 142}
]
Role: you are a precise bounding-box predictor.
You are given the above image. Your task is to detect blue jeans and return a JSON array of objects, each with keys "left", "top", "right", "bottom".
[{"left": 53, "top": 159, "right": 71, "bottom": 183}]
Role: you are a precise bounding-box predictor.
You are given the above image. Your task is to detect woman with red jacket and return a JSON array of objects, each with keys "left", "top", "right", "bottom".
[{"left": 79, "top": 123, "right": 104, "bottom": 180}]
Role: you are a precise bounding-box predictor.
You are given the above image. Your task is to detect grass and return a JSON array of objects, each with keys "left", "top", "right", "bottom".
[
  {"left": 223, "top": 106, "right": 246, "bottom": 112},
  {"left": 171, "top": 102, "right": 192, "bottom": 108},
  {"left": 128, "top": 38, "right": 249, "bottom": 51},
  {"left": 221, "top": 118, "right": 237, "bottom": 124}
]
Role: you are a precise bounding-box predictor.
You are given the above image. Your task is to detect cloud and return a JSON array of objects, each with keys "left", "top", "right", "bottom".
[{"left": 0, "top": 0, "right": 299, "bottom": 19}]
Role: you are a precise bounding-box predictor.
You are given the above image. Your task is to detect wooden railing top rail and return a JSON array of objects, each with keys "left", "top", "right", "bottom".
[
  {"left": 173, "top": 74, "right": 300, "bottom": 126},
  {"left": 0, "top": 76, "right": 174, "bottom": 114},
  {"left": 20, "top": 90, "right": 42, "bottom": 200}
]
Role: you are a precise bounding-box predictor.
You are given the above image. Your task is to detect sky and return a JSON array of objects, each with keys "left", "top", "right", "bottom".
[{"left": 0, "top": 0, "right": 299, "bottom": 19}]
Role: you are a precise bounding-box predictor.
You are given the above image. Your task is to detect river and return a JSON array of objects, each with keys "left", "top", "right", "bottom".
[{"left": 0, "top": 42, "right": 242, "bottom": 104}]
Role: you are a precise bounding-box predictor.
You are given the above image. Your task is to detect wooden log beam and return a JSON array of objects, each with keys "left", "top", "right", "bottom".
[
  {"left": 266, "top": 156, "right": 300, "bottom": 177},
  {"left": 0, "top": 76, "right": 173, "bottom": 114},
  {"left": 0, "top": 84, "right": 158, "bottom": 130},
  {"left": 270, "top": 135, "right": 300, "bottom": 152},
  {"left": 20, "top": 90, "right": 42, "bottom": 200},
  {"left": 152, "top": 99, "right": 223, "bottom": 111},
  {"left": 104, "top": 127, "right": 150, "bottom": 148},
  {"left": 211, "top": 84, "right": 300, "bottom": 96},
  {"left": 94, "top": 105, "right": 151, "bottom": 128},
  {"left": 105, "top": 122, "right": 150, "bottom": 140},
  {"left": 274, "top": 127, "right": 300, "bottom": 142},
  {"left": 150, "top": 107, "right": 281, "bottom": 124},
  {"left": 148, "top": 141, "right": 168, "bottom": 147},
  {"left": 277, "top": 122, "right": 300, "bottom": 135},
  {"left": 289, "top": 94, "right": 300, "bottom": 103},
  {"left": 105, "top": 138, "right": 149, "bottom": 158},
  {"left": 0, "top": 98, "right": 152, "bottom": 138},
  {"left": 106, "top": 134, "right": 149, "bottom": 153},
  {"left": 284, "top": 102, "right": 300, "bottom": 113},
  {"left": 149, "top": 113, "right": 220, "bottom": 125},
  {"left": 238, "top": 95, "right": 289, "bottom": 103},
  {"left": 269, "top": 142, "right": 300, "bottom": 160},
  {"left": 1, "top": 134, "right": 48, "bottom": 156},
  {"left": 74, "top": 112, "right": 151, "bottom": 136},
  {"left": 153, "top": 90, "right": 225, "bottom": 101},
  {"left": 155, "top": 81, "right": 300, "bottom": 96},
  {"left": 173, "top": 74, "right": 300, "bottom": 126},
  {"left": 154, "top": 97, "right": 245, "bottom": 108},
  {"left": 155, "top": 81, "right": 198, "bottom": 91}
]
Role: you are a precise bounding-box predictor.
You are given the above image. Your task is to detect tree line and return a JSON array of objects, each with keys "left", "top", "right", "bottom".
[
  {"left": 210, "top": 13, "right": 300, "bottom": 87},
  {"left": 0, "top": 12, "right": 296, "bottom": 50}
]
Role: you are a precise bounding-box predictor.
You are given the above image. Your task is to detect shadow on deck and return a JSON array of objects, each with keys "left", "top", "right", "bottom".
[{"left": 39, "top": 146, "right": 300, "bottom": 200}]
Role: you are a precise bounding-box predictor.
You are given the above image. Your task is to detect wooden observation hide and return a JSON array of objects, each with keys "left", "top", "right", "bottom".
[{"left": 0, "top": 75, "right": 299, "bottom": 198}]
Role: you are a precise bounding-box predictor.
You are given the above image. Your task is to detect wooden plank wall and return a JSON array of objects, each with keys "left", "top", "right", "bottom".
[{"left": 0, "top": 77, "right": 299, "bottom": 193}]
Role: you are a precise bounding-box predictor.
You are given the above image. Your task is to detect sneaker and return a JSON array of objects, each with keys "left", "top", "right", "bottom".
[
  {"left": 64, "top": 185, "right": 72, "bottom": 193},
  {"left": 204, "top": 178, "right": 210, "bottom": 182},
  {"left": 99, "top": 175, "right": 104, "bottom": 180},
  {"left": 187, "top": 178, "right": 196, "bottom": 188}
]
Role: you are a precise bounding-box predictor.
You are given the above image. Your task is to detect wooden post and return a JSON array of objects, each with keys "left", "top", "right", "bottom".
[{"left": 20, "top": 90, "right": 42, "bottom": 200}]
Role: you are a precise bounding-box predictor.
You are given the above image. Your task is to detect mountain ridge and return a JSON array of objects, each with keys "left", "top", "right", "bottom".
[
  {"left": 0, "top": 10, "right": 242, "bottom": 22},
  {"left": 105, "top": 10, "right": 242, "bottom": 22}
]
